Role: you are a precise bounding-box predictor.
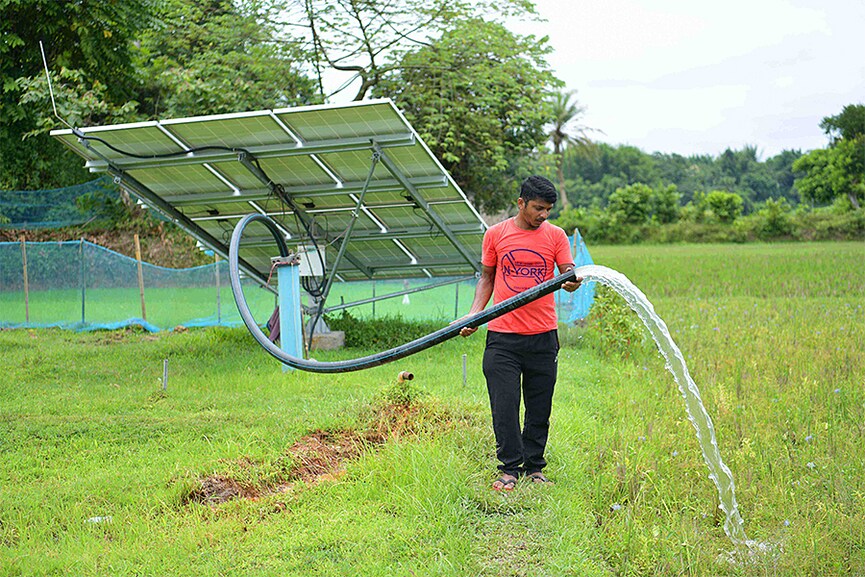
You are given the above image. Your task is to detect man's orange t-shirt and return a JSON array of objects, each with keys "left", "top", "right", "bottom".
[{"left": 482, "top": 218, "right": 574, "bottom": 335}]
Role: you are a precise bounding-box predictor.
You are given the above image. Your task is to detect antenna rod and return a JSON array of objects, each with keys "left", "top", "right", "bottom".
[{"left": 39, "top": 40, "right": 75, "bottom": 131}]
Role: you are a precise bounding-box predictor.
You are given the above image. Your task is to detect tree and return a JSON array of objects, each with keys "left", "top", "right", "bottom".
[
  {"left": 703, "top": 190, "right": 744, "bottom": 223},
  {"left": 546, "top": 90, "right": 592, "bottom": 210},
  {"left": 10, "top": 0, "right": 317, "bottom": 195},
  {"left": 820, "top": 104, "right": 865, "bottom": 142},
  {"left": 794, "top": 104, "right": 865, "bottom": 209},
  {"left": 607, "top": 183, "right": 652, "bottom": 224},
  {"left": 135, "top": 0, "right": 318, "bottom": 118},
  {"left": 794, "top": 139, "right": 864, "bottom": 209},
  {"left": 280, "top": 0, "right": 534, "bottom": 101},
  {"left": 374, "top": 18, "right": 560, "bottom": 212},
  {"left": 649, "top": 184, "right": 681, "bottom": 224},
  {"left": 0, "top": 0, "right": 153, "bottom": 188}
]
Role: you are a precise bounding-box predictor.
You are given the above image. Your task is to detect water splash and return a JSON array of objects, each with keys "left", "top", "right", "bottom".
[{"left": 577, "top": 264, "right": 748, "bottom": 544}]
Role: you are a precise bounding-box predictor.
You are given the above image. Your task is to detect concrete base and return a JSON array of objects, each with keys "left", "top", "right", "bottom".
[{"left": 309, "top": 330, "right": 345, "bottom": 351}]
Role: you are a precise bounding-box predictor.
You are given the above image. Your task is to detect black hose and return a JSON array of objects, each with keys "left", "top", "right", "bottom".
[{"left": 229, "top": 213, "right": 577, "bottom": 373}]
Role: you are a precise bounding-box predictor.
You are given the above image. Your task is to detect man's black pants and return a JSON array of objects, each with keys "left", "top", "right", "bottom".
[{"left": 482, "top": 330, "right": 559, "bottom": 477}]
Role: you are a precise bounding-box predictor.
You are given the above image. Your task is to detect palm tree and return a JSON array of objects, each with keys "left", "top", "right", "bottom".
[{"left": 547, "top": 90, "right": 593, "bottom": 210}]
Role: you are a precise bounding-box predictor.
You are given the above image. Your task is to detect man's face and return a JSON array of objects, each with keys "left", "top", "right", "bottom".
[{"left": 518, "top": 197, "right": 553, "bottom": 229}]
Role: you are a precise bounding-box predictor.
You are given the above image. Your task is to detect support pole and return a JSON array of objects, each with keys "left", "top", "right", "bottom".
[
  {"left": 79, "top": 238, "right": 86, "bottom": 325},
  {"left": 275, "top": 255, "right": 303, "bottom": 372},
  {"left": 134, "top": 234, "right": 147, "bottom": 321},
  {"left": 215, "top": 254, "right": 222, "bottom": 324},
  {"left": 20, "top": 236, "right": 29, "bottom": 323}
]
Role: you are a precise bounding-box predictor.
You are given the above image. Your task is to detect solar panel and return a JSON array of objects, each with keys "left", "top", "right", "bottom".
[{"left": 51, "top": 99, "right": 487, "bottom": 287}]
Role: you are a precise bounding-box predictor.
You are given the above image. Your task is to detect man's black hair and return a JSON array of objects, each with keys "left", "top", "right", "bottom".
[{"left": 520, "top": 175, "right": 558, "bottom": 205}]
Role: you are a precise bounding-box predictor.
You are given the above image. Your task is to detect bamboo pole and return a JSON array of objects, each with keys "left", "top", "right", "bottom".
[
  {"left": 20, "top": 236, "right": 29, "bottom": 323},
  {"left": 134, "top": 234, "right": 147, "bottom": 321}
]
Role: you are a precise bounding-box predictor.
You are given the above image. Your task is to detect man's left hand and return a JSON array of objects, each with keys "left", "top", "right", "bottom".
[{"left": 562, "top": 277, "right": 583, "bottom": 293}]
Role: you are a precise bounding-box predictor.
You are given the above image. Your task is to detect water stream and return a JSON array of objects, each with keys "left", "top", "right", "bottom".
[{"left": 577, "top": 264, "right": 748, "bottom": 544}]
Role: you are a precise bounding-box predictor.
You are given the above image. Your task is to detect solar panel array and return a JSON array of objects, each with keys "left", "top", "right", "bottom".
[{"left": 52, "top": 99, "right": 487, "bottom": 284}]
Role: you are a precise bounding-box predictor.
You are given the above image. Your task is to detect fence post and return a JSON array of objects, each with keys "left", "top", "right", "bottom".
[
  {"left": 134, "top": 234, "right": 147, "bottom": 321},
  {"left": 215, "top": 253, "right": 221, "bottom": 324},
  {"left": 79, "top": 238, "right": 86, "bottom": 326},
  {"left": 20, "top": 236, "right": 29, "bottom": 323}
]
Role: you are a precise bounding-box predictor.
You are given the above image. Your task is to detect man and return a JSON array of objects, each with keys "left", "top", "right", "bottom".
[{"left": 461, "top": 175, "right": 582, "bottom": 491}]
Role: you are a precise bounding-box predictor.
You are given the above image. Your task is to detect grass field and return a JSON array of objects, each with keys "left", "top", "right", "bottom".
[
  {"left": 0, "top": 273, "right": 475, "bottom": 329},
  {"left": 1, "top": 241, "right": 863, "bottom": 576}
]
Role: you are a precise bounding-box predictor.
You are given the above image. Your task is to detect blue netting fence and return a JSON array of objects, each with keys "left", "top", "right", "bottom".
[
  {"left": 0, "top": 240, "right": 275, "bottom": 331},
  {"left": 0, "top": 177, "right": 125, "bottom": 230},
  {"left": 0, "top": 234, "right": 594, "bottom": 332}
]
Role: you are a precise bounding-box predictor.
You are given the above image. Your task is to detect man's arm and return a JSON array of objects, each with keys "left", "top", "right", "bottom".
[{"left": 459, "top": 264, "right": 495, "bottom": 337}]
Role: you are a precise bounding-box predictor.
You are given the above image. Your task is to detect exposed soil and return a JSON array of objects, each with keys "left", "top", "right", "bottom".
[
  {"left": 182, "top": 429, "right": 373, "bottom": 506},
  {"left": 182, "top": 397, "right": 473, "bottom": 507}
]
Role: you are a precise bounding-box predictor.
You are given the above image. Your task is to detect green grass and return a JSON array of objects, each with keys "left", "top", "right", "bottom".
[
  {"left": 1, "top": 241, "right": 863, "bottom": 575},
  {"left": 0, "top": 276, "right": 470, "bottom": 329}
]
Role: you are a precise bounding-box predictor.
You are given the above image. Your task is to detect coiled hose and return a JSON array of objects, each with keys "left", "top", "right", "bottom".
[{"left": 229, "top": 213, "right": 579, "bottom": 373}]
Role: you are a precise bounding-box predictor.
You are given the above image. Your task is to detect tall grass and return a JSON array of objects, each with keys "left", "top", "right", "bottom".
[{"left": 1, "top": 241, "right": 862, "bottom": 575}]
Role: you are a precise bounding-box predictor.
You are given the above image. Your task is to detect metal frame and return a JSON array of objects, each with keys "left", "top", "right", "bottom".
[{"left": 51, "top": 99, "right": 487, "bottom": 319}]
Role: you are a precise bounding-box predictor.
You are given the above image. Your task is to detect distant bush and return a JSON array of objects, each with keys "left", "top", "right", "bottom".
[
  {"left": 584, "top": 285, "right": 649, "bottom": 360},
  {"left": 325, "top": 311, "right": 442, "bottom": 349},
  {"left": 552, "top": 198, "right": 863, "bottom": 244}
]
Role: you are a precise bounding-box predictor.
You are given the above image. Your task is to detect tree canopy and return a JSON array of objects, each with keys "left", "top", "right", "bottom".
[
  {"left": 375, "top": 17, "right": 560, "bottom": 212},
  {"left": 1, "top": 0, "right": 152, "bottom": 188},
  {"left": 794, "top": 104, "right": 864, "bottom": 209},
  {"left": 3, "top": 0, "right": 317, "bottom": 190}
]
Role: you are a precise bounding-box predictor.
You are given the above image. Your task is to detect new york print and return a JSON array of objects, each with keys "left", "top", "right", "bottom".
[{"left": 501, "top": 249, "right": 548, "bottom": 293}]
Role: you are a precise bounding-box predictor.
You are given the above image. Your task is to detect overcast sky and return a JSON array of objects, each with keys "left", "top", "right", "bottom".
[{"left": 517, "top": 0, "right": 865, "bottom": 158}]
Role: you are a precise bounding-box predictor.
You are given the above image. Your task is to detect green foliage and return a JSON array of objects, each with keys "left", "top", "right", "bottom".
[
  {"left": 547, "top": 89, "right": 593, "bottom": 210},
  {"left": 3, "top": 0, "right": 317, "bottom": 190},
  {"left": 794, "top": 136, "right": 865, "bottom": 208},
  {"left": 792, "top": 103, "right": 864, "bottom": 210},
  {"left": 375, "top": 17, "right": 560, "bottom": 213},
  {"left": 324, "top": 310, "right": 443, "bottom": 349},
  {"left": 16, "top": 68, "right": 141, "bottom": 137},
  {"left": 703, "top": 190, "right": 744, "bottom": 224},
  {"left": 649, "top": 184, "right": 681, "bottom": 224},
  {"left": 585, "top": 285, "right": 648, "bottom": 359},
  {"left": 608, "top": 183, "right": 653, "bottom": 224},
  {"left": 0, "top": 0, "right": 154, "bottom": 189},
  {"left": 750, "top": 197, "right": 795, "bottom": 239},
  {"left": 562, "top": 142, "right": 802, "bottom": 211},
  {"left": 292, "top": 0, "right": 536, "bottom": 101},
  {"left": 820, "top": 103, "right": 865, "bottom": 141},
  {"left": 135, "top": 0, "right": 318, "bottom": 118},
  {"left": 377, "top": 377, "right": 428, "bottom": 408}
]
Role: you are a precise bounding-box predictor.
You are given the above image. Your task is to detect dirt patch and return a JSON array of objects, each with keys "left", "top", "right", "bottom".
[
  {"left": 183, "top": 429, "right": 379, "bottom": 506},
  {"left": 183, "top": 395, "right": 474, "bottom": 507},
  {"left": 92, "top": 325, "right": 159, "bottom": 345},
  {"left": 287, "top": 429, "right": 367, "bottom": 481},
  {"left": 185, "top": 475, "right": 260, "bottom": 505}
]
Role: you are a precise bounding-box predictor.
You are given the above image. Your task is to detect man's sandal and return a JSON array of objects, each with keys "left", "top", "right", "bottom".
[
  {"left": 492, "top": 476, "right": 517, "bottom": 491},
  {"left": 526, "top": 472, "right": 553, "bottom": 485}
]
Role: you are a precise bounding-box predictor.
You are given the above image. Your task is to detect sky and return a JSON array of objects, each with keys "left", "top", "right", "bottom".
[{"left": 515, "top": 0, "right": 865, "bottom": 158}]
